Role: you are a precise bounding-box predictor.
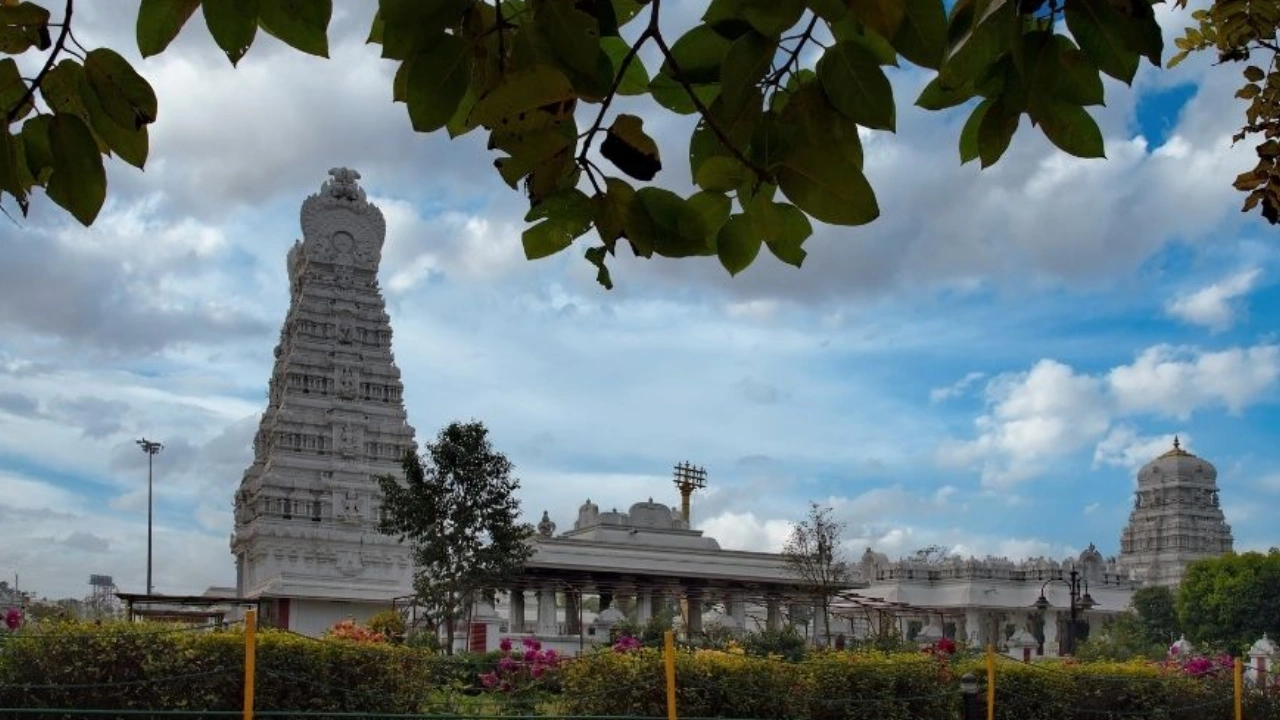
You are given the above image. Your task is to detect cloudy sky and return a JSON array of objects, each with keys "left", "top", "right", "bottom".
[{"left": 2, "top": 2, "right": 1278, "bottom": 601}]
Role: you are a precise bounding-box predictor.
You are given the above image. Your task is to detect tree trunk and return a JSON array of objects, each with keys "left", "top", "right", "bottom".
[{"left": 822, "top": 598, "right": 831, "bottom": 646}]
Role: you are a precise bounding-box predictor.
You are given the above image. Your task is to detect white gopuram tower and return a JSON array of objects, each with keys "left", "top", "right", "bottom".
[
  {"left": 1117, "top": 438, "right": 1233, "bottom": 587},
  {"left": 231, "top": 168, "right": 418, "bottom": 636}
]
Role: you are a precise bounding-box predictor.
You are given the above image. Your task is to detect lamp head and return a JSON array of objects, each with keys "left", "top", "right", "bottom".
[
  {"left": 1079, "top": 593, "right": 1097, "bottom": 611},
  {"left": 960, "top": 672, "right": 978, "bottom": 695},
  {"left": 1034, "top": 594, "right": 1050, "bottom": 611}
]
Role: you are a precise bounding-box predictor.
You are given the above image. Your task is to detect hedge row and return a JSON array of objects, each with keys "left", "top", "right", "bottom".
[{"left": 4, "top": 622, "right": 1280, "bottom": 720}]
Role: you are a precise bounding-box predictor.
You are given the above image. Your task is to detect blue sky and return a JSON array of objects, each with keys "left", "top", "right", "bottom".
[{"left": 0, "top": 2, "right": 1277, "bottom": 600}]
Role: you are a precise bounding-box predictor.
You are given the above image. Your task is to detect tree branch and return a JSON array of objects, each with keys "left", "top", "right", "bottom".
[
  {"left": 768, "top": 13, "right": 818, "bottom": 87},
  {"left": 576, "top": 9, "right": 658, "bottom": 185},
  {"left": 652, "top": 31, "right": 769, "bottom": 180},
  {"left": 6, "top": 0, "right": 73, "bottom": 126}
]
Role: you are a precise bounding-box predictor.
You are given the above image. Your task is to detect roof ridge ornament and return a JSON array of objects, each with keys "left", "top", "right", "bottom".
[{"left": 325, "top": 167, "right": 366, "bottom": 203}]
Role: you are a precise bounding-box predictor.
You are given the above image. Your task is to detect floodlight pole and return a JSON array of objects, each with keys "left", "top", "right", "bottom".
[{"left": 137, "top": 438, "right": 164, "bottom": 596}]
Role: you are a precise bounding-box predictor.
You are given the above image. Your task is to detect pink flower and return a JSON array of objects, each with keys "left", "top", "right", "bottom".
[
  {"left": 499, "top": 637, "right": 512, "bottom": 652},
  {"left": 498, "top": 656, "right": 516, "bottom": 672},
  {"left": 522, "top": 637, "right": 536, "bottom": 648},
  {"left": 3, "top": 608, "right": 20, "bottom": 630},
  {"left": 524, "top": 649, "right": 538, "bottom": 662},
  {"left": 480, "top": 672, "right": 498, "bottom": 688},
  {"left": 531, "top": 665, "right": 546, "bottom": 679}
]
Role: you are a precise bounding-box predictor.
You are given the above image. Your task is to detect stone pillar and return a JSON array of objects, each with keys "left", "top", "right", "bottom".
[
  {"left": 1248, "top": 634, "right": 1277, "bottom": 687},
  {"left": 964, "top": 609, "right": 985, "bottom": 647},
  {"left": 566, "top": 590, "right": 582, "bottom": 635},
  {"left": 1041, "top": 609, "right": 1059, "bottom": 656},
  {"left": 728, "top": 590, "right": 747, "bottom": 632},
  {"left": 634, "top": 585, "right": 652, "bottom": 624},
  {"left": 686, "top": 590, "right": 704, "bottom": 639},
  {"left": 536, "top": 588, "right": 557, "bottom": 636},
  {"left": 509, "top": 590, "right": 525, "bottom": 633},
  {"left": 766, "top": 595, "right": 782, "bottom": 632}
]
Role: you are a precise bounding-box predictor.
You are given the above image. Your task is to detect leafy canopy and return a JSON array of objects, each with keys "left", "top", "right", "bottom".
[
  {"left": 377, "top": 420, "right": 534, "bottom": 654},
  {"left": 1177, "top": 549, "right": 1280, "bottom": 653},
  {"left": 782, "top": 502, "right": 852, "bottom": 644},
  {"left": 0, "top": 0, "right": 1264, "bottom": 288}
]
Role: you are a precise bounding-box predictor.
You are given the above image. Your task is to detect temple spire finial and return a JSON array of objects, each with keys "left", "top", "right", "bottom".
[{"left": 1173, "top": 435, "right": 1180, "bottom": 450}]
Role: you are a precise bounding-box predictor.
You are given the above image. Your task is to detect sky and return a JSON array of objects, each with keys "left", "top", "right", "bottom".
[{"left": 1, "top": 2, "right": 1278, "bottom": 602}]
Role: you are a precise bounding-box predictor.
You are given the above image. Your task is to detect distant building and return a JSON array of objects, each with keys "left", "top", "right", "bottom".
[
  {"left": 1117, "top": 438, "right": 1233, "bottom": 587},
  {"left": 229, "top": 168, "right": 418, "bottom": 636}
]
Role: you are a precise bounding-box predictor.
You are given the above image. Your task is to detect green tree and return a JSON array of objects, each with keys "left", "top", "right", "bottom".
[
  {"left": 1177, "top": 549, "right": 1280, "bottom": 653},
  {"left": 782, "top": 502, "right": 852, "bottom": 646},
  {"left": 0, "top": 0, "right": 1263, "bottom": 287},
  {"left": 1131, "top": 584, "right": 1180, "bottom": 646},
  {"left": 377, "top": 420, "right": 534, "bottom": 655}
]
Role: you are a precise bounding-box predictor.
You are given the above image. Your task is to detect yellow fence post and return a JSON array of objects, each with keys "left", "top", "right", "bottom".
[
  {"left": 986, "top": 644, "right": 995, "bottom": 720},
  {"left": 243, "top": 608, "right": 257, "bottom": 720},
  {"left": 664, "top": 629, "right": 677, "bottom": 720},
  {"left": 1235, "top": 657, "right": 1244, "bottom": 720}
]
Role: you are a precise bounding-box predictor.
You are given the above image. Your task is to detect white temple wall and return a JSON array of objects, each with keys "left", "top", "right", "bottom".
[{"left": 289, "top": 599, "right": 390, "bottom": 637}]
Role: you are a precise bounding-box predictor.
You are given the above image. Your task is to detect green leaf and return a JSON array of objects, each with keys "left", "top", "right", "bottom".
[
  {"left": 817, "top": 41, "right": 895, "bottom": 131},
  {"left": 39, "top": 61, "right": 106, "bottom": 152},
  {"left": 0, "top": 129, "right": 22, "bottom": 201},
  {"left": 523, "top": 187, "right": 594, "bottom": 259},
  {"left": 601, "top": 113, "right": 661, "bottom": 181},
  {"left": 938, "top": 1, "right": 1010, "bottom": 89},
  {"left": 202, "top": 0, "right": 259, "bottom": 66},
  {"left": 915, "top": 76, "right": 975, "bottom": 110},
  {"left": 405, "top": 34, "right": 472, "bottom": 133},
  {"left": 1033, "top": 100, "right": 1104, "bottom": 159},
  {"left": 377, "top": 0, "right": 470, "bottom": 60},
  {"left": 593, "top": 176, "right": 635, "bottom": 245},
  {"left": 777, "top": 138, "right": 879, "bottom": 225},
  {"left": 892, "top": 0, "right": 947, "bottom": 70},
  {"left": 687, "top": 190, "right": 731, "bottom": 249},
  {"left": 535, "top": 0, "right": 601, "bottom": 79},
  {"left": 22, "top": 114, "right": 52, "bottom": 182},
  {"left": 137, "top": 0, "right": 200, "bottom": 58},
  {"left": 258, "top": 0, "right": 331, "bottom": 58},
  {"left": 1064, "top": 0, "right": 1140, "bottom": 83},
  {"left": 959, "top": 97, "right": 990, "bottom": 164},
  {"left": 694, "top": 155, "right": 747, "bottom": 192},
  {"left": 977, "top": 95, "right": 1019, "bottom": 167},
  {"left": 1035, "top": 34, "right": 1104, "bottom": 107},
  {"left": 470, "top": 65, "right": 576, "bottom": 127},
  {"left": 82, "top": 79, "right": 149, "bottom": 169},
  {"left": 661, "top": 24, "right": 731, "bottom": 84},
  {"left": 625, "top": 187, "right": 707, "bottom": 258},
  {"left": 649, "top": 71, "right": 719, "bottom": 115},
  {"left": 1245, "top": 65, "right": 1267, "bottom": 83},
  {"left": 492, "top": 127, "right": 575, "bottom": 189},
  {"left": 706, "top": 0, "right": 806, "bottom": 37},
  {"left": 47, "top": 113, "right": 106, "bottom": 226},
  {"left": 720, "top": 31, "right": 774, "bottom": 115},
  {"left": 830, "top": 15, "right": 899, "bottom": 66},
  {"left": 717, "top": 214, "right": 761, "bottom": 275},
  {"left": 84, "top": 49, "right": 159, "bottom": 129},
  {"left": 0, "top": 1, "right": 51, "bottom": 54},
  {"left": 0, "top": 58, "right": 34, "bottom": 121},
  {"left": 585, "top": 245, "right": 614, "bottom": 289},
  {"left": 780, "top": 82, "right": 863, "bottom": 169},
  {"left": 601, "top": 37, "right": 650, "bottom": 95},
  {"left": 850, "top": 0, "right": 905, "bottom": 41},
  {"left": 763, "top": 203, "right": 811, "bottom": 267}
]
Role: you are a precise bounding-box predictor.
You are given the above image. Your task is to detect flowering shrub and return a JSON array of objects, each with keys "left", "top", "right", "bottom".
[
  {"left": 3, "top": 608, "right": 21, "bottom": 631},
  {"left": 1161, "top": 650, "right": 1234, "bottom": 678},
  {"left": 324, "top": 618, "right": 386, "bottom": 643},
  {"left": 612, "top": 634, "right": 642, "bottom": 653},
  {"left": 478, "top": 638, "right": 563, "bottom": 715}
]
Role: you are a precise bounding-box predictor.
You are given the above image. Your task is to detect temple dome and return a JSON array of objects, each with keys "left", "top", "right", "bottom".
[{"left": 1136, "top": 437, "right": 1217, "bottom": 488}]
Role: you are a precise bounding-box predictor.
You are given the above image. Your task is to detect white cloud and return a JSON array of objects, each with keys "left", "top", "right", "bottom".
[
  {"left": 1093, "top": 427, "right": 1189, "bottom": 471},
  {"left": 1108, "top": 344, "right": 1280, "bottom": 418},
  {"left": 941, "top": 343, "right": 1279, "bottom": 486},
  {"left": 930, "top": 372, "right": 986, "bottom": 403},
  {"left": 1167, "top": 268, "right": 1263, "bottom": 331},
  {"left": 937, "top": 360, "right": 1110, "bottom": 486},
  {"left": 1084, "top": 503, "right": 1101, "bottom": 515}
]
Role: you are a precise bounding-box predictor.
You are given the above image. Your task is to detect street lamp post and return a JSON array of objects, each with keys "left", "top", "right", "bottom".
[
  {"left": 136, "top": 438, "right": 163, "bottom": 596},
  {"left": 1033, "top": 566, "right": 1096, "bottom": 656}
]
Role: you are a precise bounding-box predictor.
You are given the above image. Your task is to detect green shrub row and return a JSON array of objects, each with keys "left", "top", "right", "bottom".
[{"left": 3, "top": 622, "right": 1279, "bottom": 720}]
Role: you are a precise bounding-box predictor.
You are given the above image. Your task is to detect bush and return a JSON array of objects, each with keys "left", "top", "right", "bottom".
[
  {"left": 741, "top": 626, "right": 809, "bottom": 661},
  {"left": 0, "top": 621, "right": 431, "bottom": 715}
]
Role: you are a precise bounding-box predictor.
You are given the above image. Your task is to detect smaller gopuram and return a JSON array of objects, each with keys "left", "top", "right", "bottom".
[{"left": 1117, "top": 438, "right": 1234, "bottom": 587}]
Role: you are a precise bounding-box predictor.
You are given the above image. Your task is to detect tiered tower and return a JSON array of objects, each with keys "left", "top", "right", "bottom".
[
  {"left": 1117, "top": 438, "right": 1233, "bottom": 587},
  {"left": 231, "top": 169, "right": 418, "bottom": 635}
]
